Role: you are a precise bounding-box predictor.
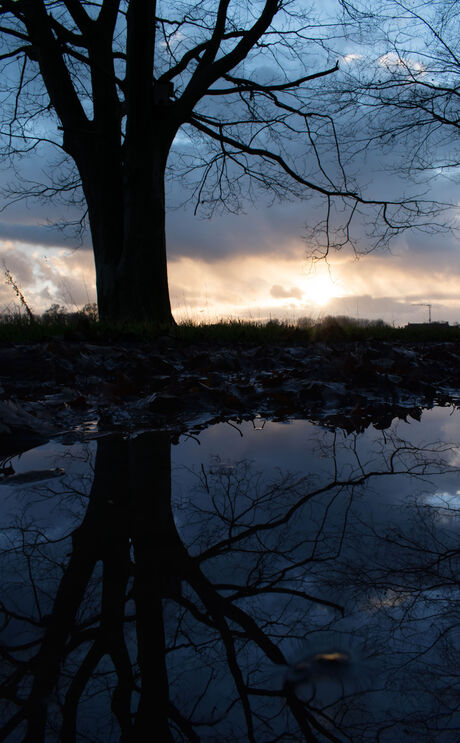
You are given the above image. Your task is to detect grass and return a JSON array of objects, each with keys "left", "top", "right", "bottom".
[
  {"left": 1, "top": 311, "right": 460, "bottom": 344},
  {"left": 174, "top": 317, "right": 460, "bottom": 344}
]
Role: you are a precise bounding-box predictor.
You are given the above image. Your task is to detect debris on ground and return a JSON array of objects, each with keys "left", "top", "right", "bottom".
[{"left": 1, "top": 338, "right": 459, "bottom": 454}]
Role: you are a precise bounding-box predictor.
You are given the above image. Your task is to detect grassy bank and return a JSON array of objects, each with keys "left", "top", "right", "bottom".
[{"left": 1, "top": 312, "right": 460, "bottom": 344}]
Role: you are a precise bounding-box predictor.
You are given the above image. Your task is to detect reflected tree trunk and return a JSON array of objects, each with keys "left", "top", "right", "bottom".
[
  {"left": 9, "top": 432, "right": 205, "bottom": 742},
  {"left": 4, "top": 426, "right": 421, "bottom": 741},
  {"left": 24, "top": 436, "right": 130, "bottom": 742},
  {"left": 129, "top": 432, "right": 177, "bottom": 742}
]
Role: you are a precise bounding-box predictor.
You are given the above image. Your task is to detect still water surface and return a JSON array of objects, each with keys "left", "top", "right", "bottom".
[{"left": 1, "top": 407, "right": 459, "bottom": 741}]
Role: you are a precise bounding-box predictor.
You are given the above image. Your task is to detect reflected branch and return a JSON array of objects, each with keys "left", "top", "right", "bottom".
[{"left": 0, "top": 422, "right": 459, "bottom": 740}]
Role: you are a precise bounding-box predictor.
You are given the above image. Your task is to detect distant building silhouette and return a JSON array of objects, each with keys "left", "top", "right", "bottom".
[{"left": 406, "top": 321, "right": 449, "bottom": 328}]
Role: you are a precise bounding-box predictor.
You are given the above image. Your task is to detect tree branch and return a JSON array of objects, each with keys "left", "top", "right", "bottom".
[
  {"left": 62, "top": 0, "right": 93, "bottom": 34},
  {"left": 21, "top": 1, "right": 90, "bottom": 132},
  {"left": 157, "top": 31, "right": 245, "bottom": 85},
  {"left": 178, "top": 0, "right": 280, "bottom": 113},
  {"left": 206, "top": 62, "right": 339, "bottom": 95}
]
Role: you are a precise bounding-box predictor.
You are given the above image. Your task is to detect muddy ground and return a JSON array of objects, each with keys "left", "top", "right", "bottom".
[{"left": 1, "top": 338, "right": 460, "bottom": 457}]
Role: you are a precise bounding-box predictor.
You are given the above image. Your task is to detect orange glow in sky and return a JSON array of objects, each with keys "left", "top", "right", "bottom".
[{"left": 2, "top": 241, "right": 460, "bottom": 327}]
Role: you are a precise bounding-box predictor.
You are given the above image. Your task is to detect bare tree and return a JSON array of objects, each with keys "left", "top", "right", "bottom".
[
  {"left": 0, "top": 1, "right": 435, "bottom": 324},
  {"left": 332, "top": 0, "right": 460, "bottom": 177}
]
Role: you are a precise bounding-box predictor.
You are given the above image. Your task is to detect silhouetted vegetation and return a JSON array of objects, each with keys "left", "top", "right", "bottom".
[{"left": 0, "top": 307, "right": 459, "bottom": 344}]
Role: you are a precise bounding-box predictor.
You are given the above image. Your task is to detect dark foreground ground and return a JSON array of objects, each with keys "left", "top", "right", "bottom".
[{"left": 1, "top": 337, "right": 460, "bottom": 457}]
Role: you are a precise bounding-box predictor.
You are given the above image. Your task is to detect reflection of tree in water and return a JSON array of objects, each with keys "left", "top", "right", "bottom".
[
  {"left": 322, "top": 456, "right": 460, "bottom": 742},
  {"left": 0, "top": 427, "right": 459, "bottom": 741}
]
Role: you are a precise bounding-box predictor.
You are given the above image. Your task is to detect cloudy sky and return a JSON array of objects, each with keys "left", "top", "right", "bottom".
[
  {"left": 0, "top": 167, "right": 457, "bottom": 326},
  {"left": 0, "top": 1, "right": 458, "bottom": 327}
]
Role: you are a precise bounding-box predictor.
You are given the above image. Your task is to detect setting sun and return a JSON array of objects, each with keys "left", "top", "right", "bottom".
[{"left": 300, "top": 270, "right": 344, "bottom": 307}]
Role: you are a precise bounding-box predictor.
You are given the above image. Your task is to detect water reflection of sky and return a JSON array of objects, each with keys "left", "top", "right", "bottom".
[
  {"left": 0, "top": 407, "right": 459, "bottom": 741},
  {"left": 173, "top": 407, "right": 460, "bottom": 526}
]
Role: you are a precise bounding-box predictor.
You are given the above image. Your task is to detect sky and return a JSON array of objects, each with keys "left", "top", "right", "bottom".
[
  {"left": 0, "top": 180, "right": 458, "bottom": 327},
  {"left": 0, "top": 1, "right": 458, "bottom": 327}
]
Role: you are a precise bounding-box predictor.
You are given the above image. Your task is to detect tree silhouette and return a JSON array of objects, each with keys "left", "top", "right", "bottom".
[{"left": 0, "top": 1, "right": 434, "bottom": 323}]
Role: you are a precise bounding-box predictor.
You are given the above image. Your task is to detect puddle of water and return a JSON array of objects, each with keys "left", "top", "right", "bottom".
[{"left": 0, "top": 406, "right": 459, "bottom": 741}]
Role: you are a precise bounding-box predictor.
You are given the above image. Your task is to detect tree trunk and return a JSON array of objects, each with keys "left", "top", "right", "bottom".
[
  {"left": 76, "top": 139, "right": 175, "bottom": 326},
  {"left": 116, "top": 152, "right": 174, "bottom": 326},
  {"left": 81, "top": 156, "right": 125, "bottom": 324},
  {"left": 63, "top": 127, "right": 127, "bottom": 325},
  {"left": 50, "top": 1, "right": 177, "bottom": 327},
  {"left": 105, "top": 0, "right": 176, "bottom": 327}
]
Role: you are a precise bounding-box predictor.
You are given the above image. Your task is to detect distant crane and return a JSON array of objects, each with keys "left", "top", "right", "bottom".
[{"left": 413, "top": 303, "right": 432, "bottom": 323}]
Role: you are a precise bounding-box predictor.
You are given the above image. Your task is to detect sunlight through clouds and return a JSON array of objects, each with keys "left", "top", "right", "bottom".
[
  {"left": 2, "top": 240, "right": 460, "bottom": 327},
  {"left": 299, "top": 269, "right": 344, "bottom": 307},
  {"left": 169, "top": 254, "right": 363, "bottom": 321}
]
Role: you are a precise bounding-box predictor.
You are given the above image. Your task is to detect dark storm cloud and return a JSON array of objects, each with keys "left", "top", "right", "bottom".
[
  {"left": 0, "top": 221, "right": 90, "bottom": 249},
  {"left": 165, "top": 121, "right": 459, "bottom": 265},
  {"left": 166, "top": 200, "right": 307, "bottom": 260},
  {"left": 0, "top": 84, "right": 454, "bottom": 268},
  {"left": 0, "top": 139, "right": 89, "bottom": 250}
]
